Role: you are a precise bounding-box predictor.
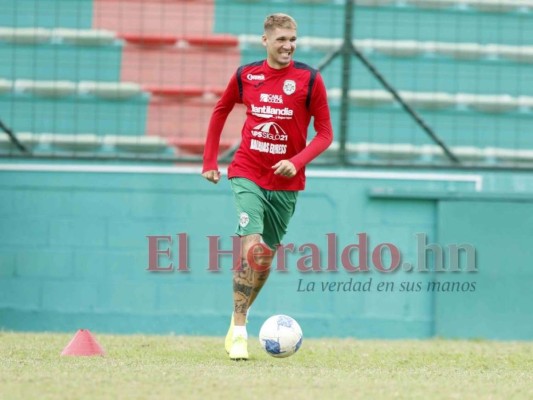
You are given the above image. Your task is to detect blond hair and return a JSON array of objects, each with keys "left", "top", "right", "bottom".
[{"left": 263, "top": 13, "right": 297, "bottom": 32}]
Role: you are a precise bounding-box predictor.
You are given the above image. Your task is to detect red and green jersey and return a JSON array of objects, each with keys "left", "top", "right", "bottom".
[{"left": 203, "top": 60, "right": 333, "bottom": 191}]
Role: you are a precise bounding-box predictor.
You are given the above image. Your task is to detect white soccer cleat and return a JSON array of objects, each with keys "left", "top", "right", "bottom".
[
  {"left": 224, "top": 313, "right": 234, "bottom": 354},
  {"left": 229, "top": 335, "right": 249, "bottom": 361}
]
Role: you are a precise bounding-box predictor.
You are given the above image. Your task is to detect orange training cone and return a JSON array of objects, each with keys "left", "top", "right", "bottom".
[{"left": 61, "top": 329, "right": 105, "bottom": 356}]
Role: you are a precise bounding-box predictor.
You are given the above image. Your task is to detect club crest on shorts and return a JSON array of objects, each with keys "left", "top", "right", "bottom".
[
  {"left": 283, "top": 80, "right": 296, "bottom": 95},
  {"left": 239, "top": 212, "right": 250, "bottom": 228}
]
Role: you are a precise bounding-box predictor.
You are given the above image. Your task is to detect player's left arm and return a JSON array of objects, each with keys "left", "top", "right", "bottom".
[{"left": 287, "top": 72, "right": 333, "bottom": 172}]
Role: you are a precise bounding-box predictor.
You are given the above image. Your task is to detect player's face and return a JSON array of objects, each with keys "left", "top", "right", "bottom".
[{"left": 262, "top": 27, "right": 297, "bottom": 69}]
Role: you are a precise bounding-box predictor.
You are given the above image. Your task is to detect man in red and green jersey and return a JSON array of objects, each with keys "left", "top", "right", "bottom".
[{"left": 202, "top": 13, "right": 333, "bottom": 360}]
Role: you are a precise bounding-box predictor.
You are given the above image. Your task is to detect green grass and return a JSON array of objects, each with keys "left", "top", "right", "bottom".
[{"left": 0, "top": 332, "right": 532, "bottom": 400}]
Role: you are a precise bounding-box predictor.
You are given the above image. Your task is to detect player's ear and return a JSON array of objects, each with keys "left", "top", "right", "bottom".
[{"left": 261, "top": 34, "right": 267, "bottom": 47}]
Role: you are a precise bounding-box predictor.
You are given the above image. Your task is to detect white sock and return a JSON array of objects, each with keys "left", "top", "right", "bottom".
[{"left": 233, "top": 325, "right": 247, "bottom": 339}]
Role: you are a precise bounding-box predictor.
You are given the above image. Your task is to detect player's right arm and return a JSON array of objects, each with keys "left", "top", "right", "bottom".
[
  {"left": 202, "top": 170, "right": 221, "bottom": 184},
  {"left": 202, "top": 72, "right": 241, "bottom": 183}
]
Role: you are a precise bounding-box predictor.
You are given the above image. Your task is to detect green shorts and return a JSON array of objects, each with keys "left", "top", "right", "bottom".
[{"left": 230, "top": 177, "right": 298, "bottom": 250}]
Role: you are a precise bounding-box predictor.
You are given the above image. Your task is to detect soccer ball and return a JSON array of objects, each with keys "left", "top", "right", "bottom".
[{"left": 259, "top": 315, "right": 303, "bottom": 358}]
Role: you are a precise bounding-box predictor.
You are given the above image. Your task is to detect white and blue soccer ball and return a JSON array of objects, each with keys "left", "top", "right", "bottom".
[{"left": 259, "top": 315, "right": 303, "bottom": 358}]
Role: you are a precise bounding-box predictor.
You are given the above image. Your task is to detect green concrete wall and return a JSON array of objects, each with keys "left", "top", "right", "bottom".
[{"left": 0, "top": 163, "right": 532, "bottom": 339}]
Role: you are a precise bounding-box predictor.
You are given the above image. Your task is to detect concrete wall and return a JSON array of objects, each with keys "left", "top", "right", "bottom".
[{"left": 1, "top": 163, "right": 532, "bottom": 339}]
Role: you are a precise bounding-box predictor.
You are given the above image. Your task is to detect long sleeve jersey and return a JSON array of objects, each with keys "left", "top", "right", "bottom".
[{"left": 202, "top": 60, "right": 333, "bottom": 191}]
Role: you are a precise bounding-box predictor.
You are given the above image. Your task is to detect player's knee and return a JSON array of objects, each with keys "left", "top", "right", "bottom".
[{"left": 245, "top": 242, "right": 274, "bottom": 272}]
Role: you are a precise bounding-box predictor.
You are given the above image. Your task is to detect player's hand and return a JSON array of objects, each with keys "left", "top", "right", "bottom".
[
  {"left": 272, "top": 160, "right": 297, "bottom": 178},
  {"left": 202, "top": 170, "right": 221, "bottom": 184}
]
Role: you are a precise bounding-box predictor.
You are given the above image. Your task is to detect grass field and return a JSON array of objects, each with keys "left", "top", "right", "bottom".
[{"left": 0, "top": 331, "right": 532, "bottom": 400}]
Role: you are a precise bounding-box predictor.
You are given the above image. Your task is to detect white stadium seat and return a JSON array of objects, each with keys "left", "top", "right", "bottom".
[
  {"left": 498, "top": 45, "right": 533, "bottom": 63},
  {"left": 408, "top": 0, "right": 455, "bottom": 9},
  {"left": 51, "top": 28, "right": 116, "bottom": 46},
  {"left": 467, "top": 0, "right": 524, "bottom": 13},
  {"left": 298, "top": 37, "right": 342, "bottom": 52},
  {"left": 434, "top": 42, "right": 483, "bottom": 60},
  {"left": 518, "top": 96, "right": 533, "bottom": 111},
  {"left": 348, "top": 90, "right": 394, "bottom": 106},
  {"left": 77, "top": 81, "right": 142, "bottom": 99},
  {"left": 0, "top": 79, "right": 12, "bottom": 94},
  {"left": 39, "top": 134, "right": 100, "bottom": 149},
  {"left": 14, "top": 80, "right": 77, "bottom": 97},
  {"left": 102, "top": 135, "right": 169, "bottom": 152},
  {"left": 400, "top": 92, "right": 456, "bottom": 110},
  {"left": 0, "top": 27, "right": 51, "bottom": 44},
  {"left": 0, "top": 132, "right": 36, "bottom": 148},
  {"left": 354, "top": 0, "right": 396, "bottom": 6},
  {"left": 469, "top": 94, "right": 518, "bottom": 113},
  {"left": 367, "top": 40, "right": 423, "bottom": 57},
  {"left": 452, "top": 146, "right": 485, "bottom": 160},
  {"left": 405, "top": 0, "right": 533, "bottom": 12}
]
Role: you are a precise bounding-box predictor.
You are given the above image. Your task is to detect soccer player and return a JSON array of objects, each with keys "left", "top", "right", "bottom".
[{"left": 202, "top": 13, "right": 333, "bottom": 360}]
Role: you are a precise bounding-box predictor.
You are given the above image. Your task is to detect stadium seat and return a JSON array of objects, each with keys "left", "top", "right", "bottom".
[
  {"left": 469, "top": 0, "right": 524, "bottom": 13},
  {"left": 469, "top": 94, "right": 518, "bottom": 113},
  {"left": 359, "top": 143, "right": 419, "bottom": 160},
  {"left": 367, "top": 40, "right": 422, "bottom": 57},
  {"left": 349, "top": 90, "right": 394, "bottom": 107},
  {"left": 14, "top": 79, "right": 77, "bottom": 97},
  {"left": 419, "top": 144, "right": 442, "bottom": 161},
  {"left": 499, "top": 45, "right": 533, "bottom": 63},
  {"left": 0, "top": 132, "right": 36, "bottom": 149},
  {"left": 51, "top": 28, "right": 116, "bottom": 46},
  {"left": 434, "top": 42, "right": 483, "bottom": 60},
  {"left": 165, "top": 138, "right": 236, "bottom": 155},
  {"left": 102, "top": 135, "right": 170, "bottom": 153},
  {"left": 0, "top": 27, "right": 50, "bottom": 44},
  {"left": 296, "top": 37, "right": 343, "bottom": 52},
  {"left": 480, "top": 147, "right": 533, "bottom": 163},
  {"left": 405, "top": 0, "right": 531, "bottom": 13},
  {"left": 0, "top": 79, "right": 11, "bottom": 93},
  {"left": 355, "top": 0, "right": 396, "bottom": 6},
  {"left": 77, "top": 81, "right": 142, "bottom": 99},
  {"left": 403, "top": 92, "right": 456, "bottom": 110},
  {"left": 40, "top": 133, "right": 100, "bottom": 150},
  {"left": 408, "top": 0, "right": 454, "bottom": 9},
  {"left": 518, "top": 96, "right": 533, "bottom": 111},
  {"left": 144, "top": 86, "right": 225, "bottom": 99},
  {"left": 452, "top": 146, "right": 485, "bottom": 161},
  {"left": 508, "top": 149, "right": 533, "bottom": 162}
]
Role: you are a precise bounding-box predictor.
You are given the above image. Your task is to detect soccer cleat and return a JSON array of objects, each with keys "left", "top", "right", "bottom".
[
  {"left": 229, "top": 335, "right": 249, "bottom": 361},
  {"left": 224, "top": 313, "right": 235, "bottom": 354},
  {"left": 225, "top": 313, "right": 248, "bottom": 354}
]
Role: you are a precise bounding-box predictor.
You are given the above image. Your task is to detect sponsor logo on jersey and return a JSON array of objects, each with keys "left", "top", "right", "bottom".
[
  {"left": 247, "top": 73, "right": 265, "bottom": 81},
  {"left": 259, "top": 93, "right": 283, "bottom": 104},
  {"left": 251, "top": 104, "right": 294, "bottom": 119},
  {"left": 283, "top": 79, "right": 296, "bottom": 95},
  {"left": 250, "top": 139, "right": 287, "bottom": 155},
  {"left": 250, "top": 122, "right": 288, "bottom": 141}
]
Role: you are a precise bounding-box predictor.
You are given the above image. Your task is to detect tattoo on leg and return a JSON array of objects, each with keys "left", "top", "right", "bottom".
[
  {"left": 233, "top": 257, "right": 254, "bottom": 317},
  {"left": 233, "top": 235, "right": 275, "bottom": 316},
  {"left": 233, "top": 281, "right": 253, "bottom": 297}
]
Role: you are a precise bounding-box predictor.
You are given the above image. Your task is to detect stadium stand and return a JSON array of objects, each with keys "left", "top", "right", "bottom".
[{"left": 0, "top": 0, "right": 532, "bottom": 164}]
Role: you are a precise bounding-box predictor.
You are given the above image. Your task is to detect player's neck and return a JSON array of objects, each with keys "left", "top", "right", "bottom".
[{"left": 265, "top": 59, "right": 293, "bottom": 71}]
